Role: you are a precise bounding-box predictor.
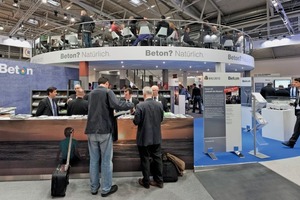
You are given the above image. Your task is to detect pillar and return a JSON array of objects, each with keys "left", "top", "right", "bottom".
[
  {"left": 215, "top": 62, "right": 226, "bottom": 73},
  {"left": 79, "top": 61, "right": 89, "bottom": 90},
  {"left": 183, "top": 71, "right": 187, "bottom": 87},
  {"left": 162, "top": 69, "right": 169, "bottom": 89}
]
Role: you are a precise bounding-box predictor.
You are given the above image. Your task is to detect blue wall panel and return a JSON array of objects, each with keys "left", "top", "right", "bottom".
[{"left": 0, "top": 59, "right": 78, "bottom": 114}]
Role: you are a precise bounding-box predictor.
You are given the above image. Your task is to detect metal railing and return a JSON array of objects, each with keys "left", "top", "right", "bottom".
[{"left": 32, "top": 18, "right": 253, "bottom": 56}]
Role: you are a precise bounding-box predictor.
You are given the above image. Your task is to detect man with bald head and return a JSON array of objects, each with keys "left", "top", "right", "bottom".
[
  {"left": 67, "top": 88, "right": 89, "bottom": 116},
  {"left": 151, "top": 85, "right": 169, "bottom": 112}
]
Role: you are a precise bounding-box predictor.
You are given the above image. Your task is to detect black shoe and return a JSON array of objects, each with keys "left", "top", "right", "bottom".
[
  {"left": 101, "top": 185, "right": 118, "bottom": 197},
  {"left": 138, "top": 178, "right": 150, "bottom": 189},
  {"left": 282, "top": 141, "right": 294, "bottom": 148},
  {"left": 91, "top": 185, "right": 100, "bottom": 195},
  {"left": 150, "top": 180, "right": 164, "bottom": 188}
]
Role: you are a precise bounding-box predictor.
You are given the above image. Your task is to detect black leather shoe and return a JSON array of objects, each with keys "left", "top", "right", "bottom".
[
  {"left": 138, "top": 178, "right": 150, "bottom": 189},
  {"left": 282, "top": 141, "right": 294, "bottom": 148},
  {"left": 101, "top": 185, "right": 118, "bottom": 197},
  {"left": 91, "top": 185, "right": 100, "bottom": 195},
  {"left": 150, "top": 180, "right": 164, "bottom": 188}
]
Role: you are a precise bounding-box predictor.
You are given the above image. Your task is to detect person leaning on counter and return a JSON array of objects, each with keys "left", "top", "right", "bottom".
[{"left": 36, "top": 86, "right": 59, "bottom": 116}]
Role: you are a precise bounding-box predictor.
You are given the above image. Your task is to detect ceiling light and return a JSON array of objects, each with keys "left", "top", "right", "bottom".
[
  {"left": 0, "top": 26, "right": 4, "bottom": 31},
  {"left": 42, "top": 0, "right": 47, "bottom": 3},
  {"left": 47, "top": 0, "right": 60, "bottom": 6},
  {"left": 156, "top": 66, "right": 158, "bottom": 68},
  {"left": 189, "top": 66, "right": 192, "bottom": 68},
  {"left": 44, "top": 23, "right": 48, "bottom": 26},
  {"left": 66, "top": 6, "right": 72, "bottom": 10},
  {"left": 27, "top": 18, "right": 39, "bottom": 25},
  {"left": 70, "top": 17, "right": 75, "bottom": 22},
  {"left": 13, "top": 0, "right": 19, "bottom": 7}
]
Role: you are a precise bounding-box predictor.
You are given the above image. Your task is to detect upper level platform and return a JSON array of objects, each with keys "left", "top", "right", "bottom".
[
  {"left": 31, "top": 46, "right": 254, "bottom": 72},
  {"left": 30, "top": 19, "right": 254, "bottom": 72}
]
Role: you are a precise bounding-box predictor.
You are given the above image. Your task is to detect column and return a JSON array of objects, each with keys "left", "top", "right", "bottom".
[
  {"left": 183, "top": 71, "right": 187, "bottom": 87},
  {"left": 79, "top": 61, "right": 89, "bottom": 89},
  {"left": 215, "top": 62, "right": 226, "bottom": 73},
  {"left": 162, "top": 69, "right": 169, "bottom": 89}
]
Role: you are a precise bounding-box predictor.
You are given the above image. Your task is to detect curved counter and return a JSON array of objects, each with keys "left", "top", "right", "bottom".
[{"left": 0, "top": 117, "right": 193, "bottom": 177}]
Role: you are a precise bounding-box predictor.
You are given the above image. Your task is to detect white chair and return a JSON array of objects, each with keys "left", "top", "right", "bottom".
[
  {"left": 138, "top": 25, "right": 152, "bottom": 46},
  {"left": 111, "top": 31, "right": 120, "bottom": 46},
  {"left": 154, "top": 27, "right": 168, "bottom": 46},
  {"left": 122, "top": 27, "right": 136, "bottom": 46},
  {"left": 166, "top": 30, "right": 179, "bottom": 46},
  {"left": 139, "top": 26, "right": 151, "bottom": 35},
  {"left": 223, "top": 39, "right": 234, "bottom": 51},
  {"left": 68, "top": 36, "right": 79, "bottom": 48}
]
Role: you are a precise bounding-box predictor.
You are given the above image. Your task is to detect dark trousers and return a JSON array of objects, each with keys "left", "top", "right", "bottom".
[
  {"left": 138, "top": 144, "right": 163, "bottom": 185},
  {"left": 193, "top": 96, "right": 202, "bottom": 113},
  {"left": 289, "top": 115, "right": 300, "bottom": 144}
]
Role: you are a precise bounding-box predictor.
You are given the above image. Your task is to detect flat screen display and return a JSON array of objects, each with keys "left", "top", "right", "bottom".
[
  {"left": 274, "top": 79, "right": 291, "bottom": 89},
  {"left": 68, "top": 80, "right": 82, "bottom": 90}
]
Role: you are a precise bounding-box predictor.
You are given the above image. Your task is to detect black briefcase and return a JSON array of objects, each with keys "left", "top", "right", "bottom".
[
  {"left": 51, "top": 130, "right": 73, "bottom": 197},
  {"left": 51, "top": 164, "right": 70, "bottom": 197},
  {"left": 162, "top": 160, "right": 178, "bottom": 182}
]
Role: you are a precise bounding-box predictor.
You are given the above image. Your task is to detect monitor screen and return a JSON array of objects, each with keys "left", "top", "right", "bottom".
[
  {"left": 92, "top": 82, "right": 98, "bottom": 89},
  {"left": 68, "top": 80, "right": 82, "bottom": 90},
  {"left": 274, "top": 79, "right": 291, "bottom": 89}
]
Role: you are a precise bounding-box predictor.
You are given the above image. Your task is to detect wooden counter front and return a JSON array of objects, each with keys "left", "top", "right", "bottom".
[{"left": 0, "top": 118, "right": 194, "bottom": 176}]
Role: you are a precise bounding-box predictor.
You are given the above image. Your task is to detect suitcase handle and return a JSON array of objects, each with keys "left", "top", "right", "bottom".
[{"left": 65, "top": 129, "right": 73, "bottom": 171}]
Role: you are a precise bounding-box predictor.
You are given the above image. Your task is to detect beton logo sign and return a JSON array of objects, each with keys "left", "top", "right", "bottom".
[{"left": 0, "top": 63, "right": 33, "bottom": 75}]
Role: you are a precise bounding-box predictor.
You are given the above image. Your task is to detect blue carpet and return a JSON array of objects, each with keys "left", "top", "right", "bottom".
[{"left": 194, "top": 118, "right": 300, "bottom": 167}]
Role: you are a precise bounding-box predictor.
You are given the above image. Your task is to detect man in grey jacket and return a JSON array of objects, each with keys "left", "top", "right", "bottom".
[
  {"left": 85, "top": 77, "right": 134, "bottom": 197},
  {"left": 133, "top": 86, "right": 164, "bottom": 189}
]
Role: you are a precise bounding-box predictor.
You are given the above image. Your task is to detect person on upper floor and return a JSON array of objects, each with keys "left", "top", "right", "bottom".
[
  {"left": 110, "top": 21, "right": 123, "bottom": 37},
  {"left": 260, "top": 82, "right": 276, "bottom": 99},
  {"left": 183, "top": 26, "right": 195, "bottom": 46},
  {"left": 155, "top": 15, "right": 169, "bottom": 35},
  {"left": 78, "top": 10, "right": 95, "bottom": 48}
]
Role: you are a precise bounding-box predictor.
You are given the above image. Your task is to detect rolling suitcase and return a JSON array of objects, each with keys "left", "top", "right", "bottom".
[{"left": 51, "top": 130, "right": 73, "bottom": 197}]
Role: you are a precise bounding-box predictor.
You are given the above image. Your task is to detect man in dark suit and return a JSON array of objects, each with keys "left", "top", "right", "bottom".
[
  {"left": 120, "top": 88, "right": 139, "bottom": 113},
  {"left": 36, "top": 86, "right": 59, "bottom": 116},
  {"left": 192, "top": 83, "right": 202, "bottom": 114},
  {"left": 288, "top": 81, "right": 298, "bottom": 98},
  {"left": 275, "top": 85, "right": 290, "bottom": 97},
  {"left": 282, "top": 78, "right": 300, "bottom": 148},
  {"left": 67, "top": 88, "right": 88, "bottom": 116},
  {"left": 260, "top": 82, "right": 275, "bottom": 99},
  {"left": 133, "top": 86, "right": 164, "bottom": 189},
  {"left": 151, "top": 85, "right": 169, "bottom": 112}
]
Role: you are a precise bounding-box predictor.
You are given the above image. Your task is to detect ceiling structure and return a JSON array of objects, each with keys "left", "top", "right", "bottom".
[
  {"left": 0, "top": 0, "right": 299, "bottom": 40},
  {"left": 0, "top": 0, "right": 300, "bottom": 77}
]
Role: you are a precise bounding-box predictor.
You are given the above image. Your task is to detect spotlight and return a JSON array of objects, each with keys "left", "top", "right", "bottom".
[
  {"left": 54, "top": 11, "right": 58, "bottom": 17},
  {"left": 63, "top": 13, "right": 68, "bottom": 20},
  {"left": 283, "top": 35, "right": 286, "bottom": 38},
  {"left": 17, "top": 37, "right": 19, "bottom": 40},
  {"left": 9, "top": 36, "right": 12, "bottom": 38},
  {"left": 13, "top": 0, "right": 19, "bottom": 7},
  {"left": 267, "top": 38, "right": 269, "bottom": 40},
  {"left": 258, "top": 31, "right": 262, "bottom": 36},
  {"left": 274, "top": 36, "right": 278, "bottom": 39}
]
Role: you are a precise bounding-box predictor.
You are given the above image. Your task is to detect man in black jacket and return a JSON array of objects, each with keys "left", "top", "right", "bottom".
[
  {"left": 78, "top": 10, "right": 95, "bottom": 48},
  {"left": 67, "top": 88, "right": 88, "bottom": 116},
  {"left": 260, "top": 82, "right": 275, "bottom": 99},
  {"left": 282, "top": 78, "right": 300, "bottom": 148},
  {"left": 36, "top": 86, "right": 59, "bottom": 116},
  {"left": 85, "top": 77, "right": 134, "bottom": 197},
  {"left": 133, "top": 86, "right": 164, "bottom": 189},
  {"left": 192, "top": 83, "right": 202, "bottom": 114}
]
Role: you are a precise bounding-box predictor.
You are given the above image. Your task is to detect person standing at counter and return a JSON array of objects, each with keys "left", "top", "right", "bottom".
[
  {"left": 67, "top": 88, "right": 88, "bottom": 116},
  {"left": 192, "top": 83, "right": 202, "bottom": 114},
  {"left": 133, "top": 86, "right": 164, "bottom": 189},
  {"left": 282, "top": 78, "right": 300, "bottom": 148},
  {"left": 85, "top": 77, "right": 134, "bottom": 197},
  {"left": 36, "top": 86, "right": 59, "bottom": 116},
  {"left": 151, "top": 85, "right": 169, "bottom": 112}
]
